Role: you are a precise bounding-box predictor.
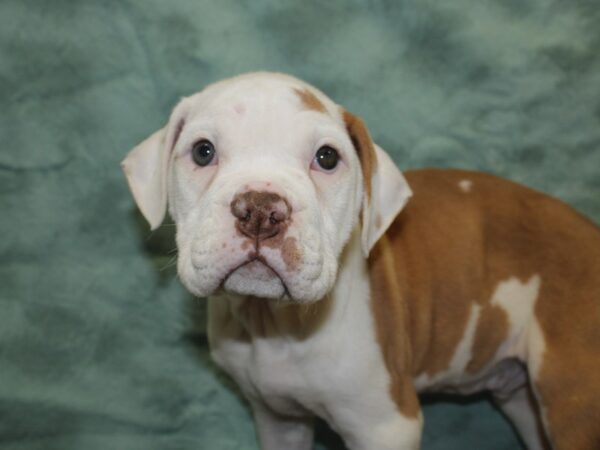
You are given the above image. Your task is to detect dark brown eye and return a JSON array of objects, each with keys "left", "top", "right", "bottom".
[
  {"left": 191, "top": 140, "right": 216, "bottom": 166},
  {"left": 314, "top": 146, "right": 339, "bottom": 171}
]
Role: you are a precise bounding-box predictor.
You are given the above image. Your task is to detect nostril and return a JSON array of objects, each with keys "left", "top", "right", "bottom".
[
  {"left": 230, "top": 197, "right": 250, "bottom": 221},
  {"left": 269, "top": 210, "right": 287, "bottom": 224}
]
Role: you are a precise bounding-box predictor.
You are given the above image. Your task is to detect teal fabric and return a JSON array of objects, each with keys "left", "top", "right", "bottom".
[{"left": 1, "top": 1, "right": 599, "bottom": 449}]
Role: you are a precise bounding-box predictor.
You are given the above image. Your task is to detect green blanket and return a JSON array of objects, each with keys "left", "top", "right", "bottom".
[{"left": 1, "top": 1, "right": 598, "bottom": 449}]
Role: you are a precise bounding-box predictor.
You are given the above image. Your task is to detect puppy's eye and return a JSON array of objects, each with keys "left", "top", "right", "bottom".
[
  {"left": 191, "top": 140, "right": 216, "bottom": 166},
  {"left": 312, "top": 146, "right": 339, "bottom": 172}
]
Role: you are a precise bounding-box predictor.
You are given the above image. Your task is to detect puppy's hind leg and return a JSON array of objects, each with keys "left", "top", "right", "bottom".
[{"left": 493, "top": 383, "right": 551, "bottom": 450}]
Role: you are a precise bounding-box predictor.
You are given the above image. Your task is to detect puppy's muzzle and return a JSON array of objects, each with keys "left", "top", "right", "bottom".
[{"left": 230, "top": 191, "right": 292, "bottom": 242}]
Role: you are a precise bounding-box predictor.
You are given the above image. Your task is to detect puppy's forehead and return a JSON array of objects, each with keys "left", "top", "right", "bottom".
[{"left": 187, "top": 72, "right": 339, "bottom": 119}]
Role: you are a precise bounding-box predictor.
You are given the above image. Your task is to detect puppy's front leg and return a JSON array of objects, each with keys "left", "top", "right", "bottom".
[
  {"left": 250, "top": 401, "right": 315, "bottom": 450},
  {"left": 330, "top": 383, "right": 423, "bottom": 450},
  {"left": 337, "top": 412, "right": 423, "bottom": 450}
]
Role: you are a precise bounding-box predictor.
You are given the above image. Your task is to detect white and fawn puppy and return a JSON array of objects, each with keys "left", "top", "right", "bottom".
[{"left": 122, "top": 72, "right": 600, "bottom": 450}]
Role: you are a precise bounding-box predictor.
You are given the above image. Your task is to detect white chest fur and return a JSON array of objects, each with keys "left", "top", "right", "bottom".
[
  {"left": 207, "top": 233, "right": 421, "bottom": 449},
  {"left": 208, "top": 232, "right": 385, "bottom": 416}
]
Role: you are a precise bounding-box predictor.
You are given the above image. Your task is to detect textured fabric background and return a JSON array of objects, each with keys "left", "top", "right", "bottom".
[{"left": 1, "top": 1, "right": 599, "bottom": 449}]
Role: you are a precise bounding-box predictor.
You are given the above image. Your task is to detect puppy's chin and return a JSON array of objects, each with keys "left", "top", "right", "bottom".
[{"left": 223, "top": 260, "right": 286, "bottom": 299}]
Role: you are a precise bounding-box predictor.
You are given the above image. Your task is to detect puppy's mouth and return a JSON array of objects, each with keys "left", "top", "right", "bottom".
[{"left": 221, "top": 254, "right": 291, "bottom": 300}]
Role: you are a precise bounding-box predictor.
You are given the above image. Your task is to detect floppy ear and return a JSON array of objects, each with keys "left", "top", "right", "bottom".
[
  {"left": 343, "top": 111, "right": 412, "bottom": 257},
  {"left": 121, "top": 100, "right": 189, "bottom": 230}
]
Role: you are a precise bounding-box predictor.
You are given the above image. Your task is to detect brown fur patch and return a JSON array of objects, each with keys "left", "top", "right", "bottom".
[
  {"left": 238, "top": 296, "right": 275, "bottom": 337},
  {"left": 343, "top": 111, "right": 377, "bottom": 201},
  {"left": 294, "top": 87, "right": 326, "bottom": 113},
  {"left": 528, "top": 206, "right": 600, "bottom": 449},
  {"left": 281, "top": 236, "right": 301, "bottom": 272},
  {"left": 235, "top": 294, "right": 335, "bottom": 341},
  {"left": 368, "top": 167, "right": 600, "bottom": 447},
  {"left": 369, "top": 234, "right": 420, "bottom": 418}
]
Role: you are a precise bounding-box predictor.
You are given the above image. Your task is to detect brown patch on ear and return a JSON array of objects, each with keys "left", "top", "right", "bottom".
[
  {"left": 294, "top": 88, "right": 327, "bottom": 113},
  {"left": 343, "top": 111, "right": 377, "bottom": 201}
]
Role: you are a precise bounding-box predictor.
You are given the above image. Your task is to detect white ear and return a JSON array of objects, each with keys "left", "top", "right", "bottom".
[
  {"left": 361, "top": 144, "right": 412, "bottom": 256},
  {"left": 121, "top": 99, "right": 190, "bottom": 230},
  {"left": 121, "top": 128, "right": 168, "bottom": 230}
]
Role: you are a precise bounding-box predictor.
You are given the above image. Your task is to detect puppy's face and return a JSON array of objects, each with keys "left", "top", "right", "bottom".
[{"left": 123, "top": 73, "right": 411, "bottom": 303}]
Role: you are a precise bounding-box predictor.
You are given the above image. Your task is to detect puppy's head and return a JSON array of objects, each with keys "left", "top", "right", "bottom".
[{"left": 122, "top": 72, "right": 411, "bottom": 303}]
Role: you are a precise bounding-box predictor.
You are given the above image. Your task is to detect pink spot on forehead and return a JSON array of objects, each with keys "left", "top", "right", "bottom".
[{"left": 234, "top": 103, "right": 246, "bottom": 115}]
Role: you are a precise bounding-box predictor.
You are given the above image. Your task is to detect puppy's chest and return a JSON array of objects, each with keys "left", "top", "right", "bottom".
[
  {"left": 209, "top": 295, "right": 387, "bottom": 419},
  {"left": 213, "top": 331, "right": 348, "bottom": 417}
]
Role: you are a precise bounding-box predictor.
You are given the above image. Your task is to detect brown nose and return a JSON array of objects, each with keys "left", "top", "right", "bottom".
[{"left": 230, "top": 191, "right": 291, "bottom": 241}]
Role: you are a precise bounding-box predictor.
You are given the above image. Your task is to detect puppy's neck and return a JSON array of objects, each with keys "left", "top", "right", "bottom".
[{"left": 223, "top": 229, "right": 366, "bottom": 341}]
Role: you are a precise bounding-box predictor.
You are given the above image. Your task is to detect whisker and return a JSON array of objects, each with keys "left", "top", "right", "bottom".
[{"left": 159, "top": 255, "right": 178, "bottom": 271}]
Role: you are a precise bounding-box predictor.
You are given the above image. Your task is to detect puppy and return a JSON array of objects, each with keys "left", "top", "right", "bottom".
[{"left": 122, "top": 72, "right": 600, "bottom": 450}]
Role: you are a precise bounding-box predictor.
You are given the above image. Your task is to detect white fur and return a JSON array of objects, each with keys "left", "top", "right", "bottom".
[
  {"left": 458, "top": 179, "right": 473, "bottom": 192},
  {"left": 123, "top": 72, "right": 411, "bottom": 304},
  {"left": 121, "top": 129, "right": 167, "bottom": 228},
  {"left": 491, "top": 275, "right": 541, "bottom": 360}
]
